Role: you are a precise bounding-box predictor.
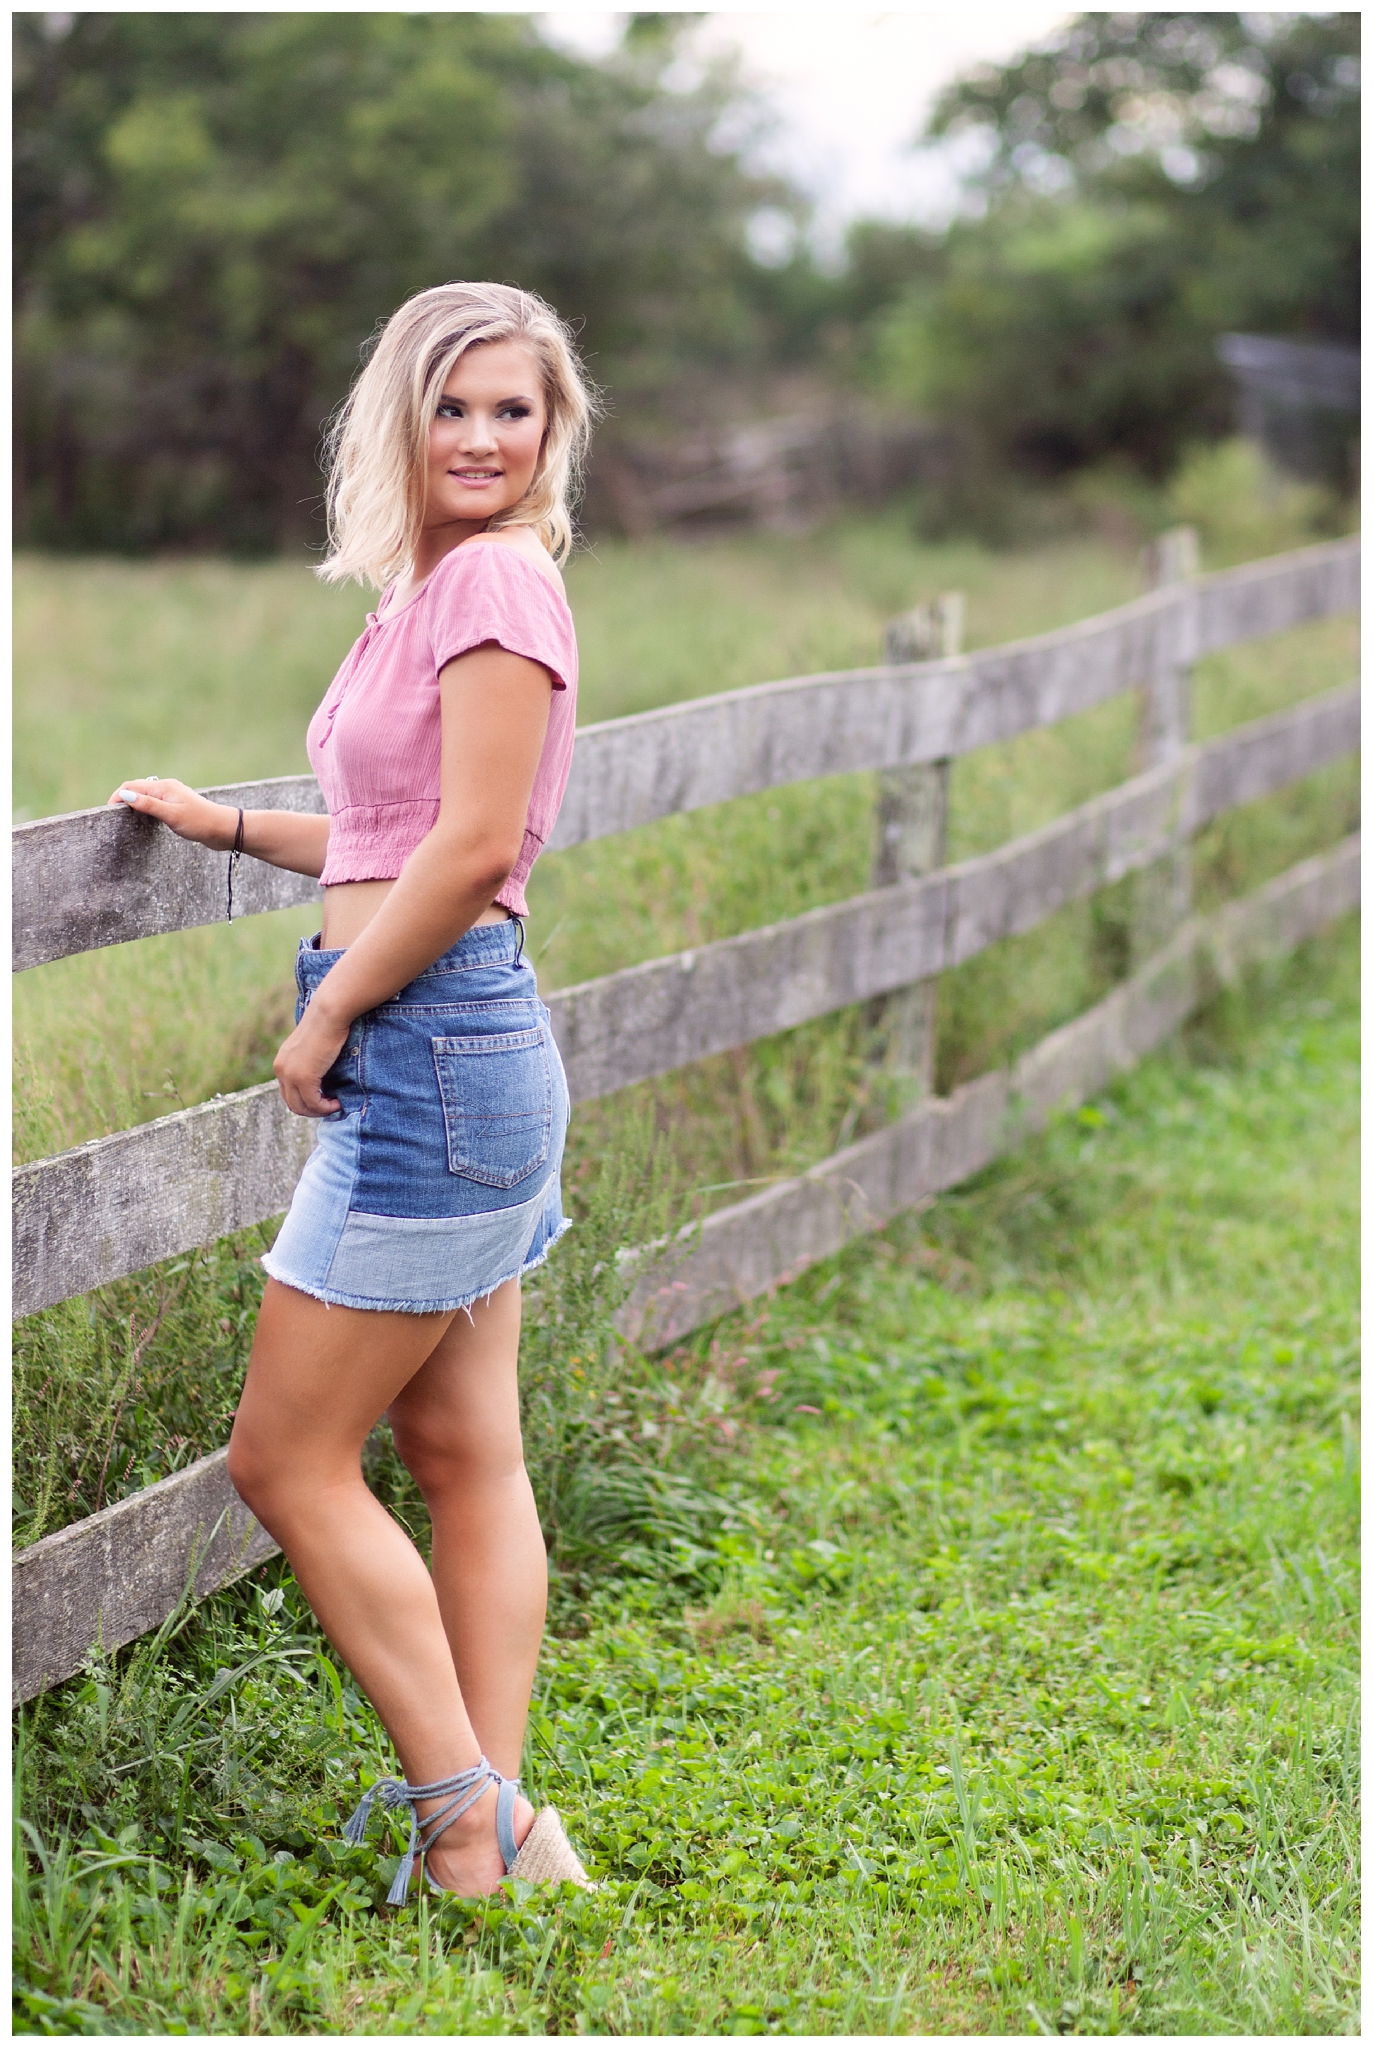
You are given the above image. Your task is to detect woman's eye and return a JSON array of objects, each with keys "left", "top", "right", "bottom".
[{"left": 499, "top": 405, "right": 532, "bottom": 420}]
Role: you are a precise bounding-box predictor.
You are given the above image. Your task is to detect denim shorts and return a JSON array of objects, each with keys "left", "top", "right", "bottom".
[{"left": 261, "top": 918, "right": 570, "bottom": 1314}]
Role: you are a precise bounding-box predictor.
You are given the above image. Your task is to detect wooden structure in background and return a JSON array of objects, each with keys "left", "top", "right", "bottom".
[{"left": 12, "top": 534, "right": 1359, "bottom": 1701}]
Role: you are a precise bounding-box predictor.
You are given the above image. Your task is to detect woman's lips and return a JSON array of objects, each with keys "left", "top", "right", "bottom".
[{"left": 450, "top": 470, "right": 501, "bottom": 483}]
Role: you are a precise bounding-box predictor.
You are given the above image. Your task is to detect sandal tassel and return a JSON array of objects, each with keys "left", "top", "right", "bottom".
[{"left": 342, "top": 1759, "right": 503, "bottom": 1905}]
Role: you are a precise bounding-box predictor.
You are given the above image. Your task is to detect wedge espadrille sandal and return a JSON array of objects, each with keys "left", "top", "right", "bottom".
[
  {"left": 342, "top": 1756, "right": 594, "bottom": 1901},
  {"left": 500, "top": 1804, "right": 593, "bottom": 1888}
]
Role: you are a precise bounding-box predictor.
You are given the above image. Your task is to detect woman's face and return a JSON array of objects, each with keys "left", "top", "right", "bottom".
[{"left": 423, "top": 340, "right": 547, "bottom": 532}]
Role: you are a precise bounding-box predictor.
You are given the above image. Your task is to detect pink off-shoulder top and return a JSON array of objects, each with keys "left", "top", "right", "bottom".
[{"left": 306, "top": 537, "right": 578, "bottom": 917}]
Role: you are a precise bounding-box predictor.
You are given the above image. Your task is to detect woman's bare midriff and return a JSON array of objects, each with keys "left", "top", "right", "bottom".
[{"left": 319, "top": 878, "right": 510, "bottom": 951}]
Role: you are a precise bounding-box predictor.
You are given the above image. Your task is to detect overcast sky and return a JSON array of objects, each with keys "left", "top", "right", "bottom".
[{"left": 539, "top": 6, "right": 1075, "bottom": 247}]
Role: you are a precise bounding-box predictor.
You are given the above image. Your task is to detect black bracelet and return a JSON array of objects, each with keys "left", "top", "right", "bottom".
[{"left": 226, "top": 808, "right": 245, "bottom": 921}]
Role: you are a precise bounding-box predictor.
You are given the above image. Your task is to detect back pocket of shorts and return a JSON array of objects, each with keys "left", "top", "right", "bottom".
[{"left": 431, "top": 1028, "right": 553, "bottom": 1189}]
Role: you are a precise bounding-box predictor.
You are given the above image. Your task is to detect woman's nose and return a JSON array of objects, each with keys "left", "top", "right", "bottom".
[{"left": 456, "top": 417, "right": 497, "bottom": 455}]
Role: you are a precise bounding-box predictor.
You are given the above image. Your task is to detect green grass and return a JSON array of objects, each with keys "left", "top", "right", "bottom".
[
  {"left": 15, "top": 921, "right": 1359, "bottom": 2035},
  {"left": 11, "top": 514, "right": 1148, "bottom": 827},
  {"left": 13, "top": 476, "right": 1360, "bottom": 2030},
  {"left": 12, "top": 501, "right": 1359, "bottom": 1547},
  {"left": 13, "top": 502, "right": 1357, "bottom": 1166}
]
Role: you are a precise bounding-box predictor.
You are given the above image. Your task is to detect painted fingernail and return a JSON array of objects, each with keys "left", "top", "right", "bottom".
[{"left": 115, "top": 789, "right": 141, "bottom": 804}]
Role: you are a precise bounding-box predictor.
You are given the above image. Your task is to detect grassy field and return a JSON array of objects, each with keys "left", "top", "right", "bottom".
[
  {"left": 16, "top": 922, "right": 1360, "bottom": 2034},
  {"left": 13, "top": 475, "right": 1358, "bottom": 1172},
  {"left": 14, "top": 514, "right": 1163, "bottom": 1161},
  {"left": 13, "top": 454, "right": 1359, "bottom": 2032},
  {"left": 13, "top": 480, "right": 1358, "bottom": 1551}
]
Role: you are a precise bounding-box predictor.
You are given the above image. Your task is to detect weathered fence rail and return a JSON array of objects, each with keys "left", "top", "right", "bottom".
[
  {"left": 14, "top": 677, "right": 1359, "bottom": 1320},
  {"left": 12, "top": 533, "right": 1360, "bottom": 1701},
  {"left": 619, "top": 836, "right": 1360, "bottom": 1349},
  {"left": 14, "top": 537, "right": 1356, "bottom": 971}
]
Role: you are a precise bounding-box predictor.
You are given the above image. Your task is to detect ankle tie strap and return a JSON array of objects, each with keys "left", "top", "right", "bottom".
[{"left": 342, "top": 1758, "right": 520, "bottom": 1904}]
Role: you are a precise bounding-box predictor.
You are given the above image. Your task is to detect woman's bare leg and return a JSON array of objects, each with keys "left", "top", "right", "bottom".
[
  {"left": 385, "top": 1280, "right": 547, "bottom": 1779},
  {"left": 227, "top": 1277, "right": 533, "bottom": 1894}
]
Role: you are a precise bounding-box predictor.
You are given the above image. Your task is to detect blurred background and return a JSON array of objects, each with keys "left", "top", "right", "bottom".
[
  {"left": 14, "top": 8, "right": 1359, "bottom": 556},
  {"left": 14, "top": 21, "right": 1362, "bottom": 2031},
  {"left": 13, "top": 9, "right": 1360, "bottom": 1171}
]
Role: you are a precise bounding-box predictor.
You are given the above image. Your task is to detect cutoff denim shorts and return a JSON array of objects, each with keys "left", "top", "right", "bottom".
[{"left": 261, "top": 918, "right": 571, "bottom": 1314}]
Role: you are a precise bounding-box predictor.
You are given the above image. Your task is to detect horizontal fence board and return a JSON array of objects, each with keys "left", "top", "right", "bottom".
[
  {"left": 14, "top": 1085, "right": 317, "bottom": 1320},
  {"left": 553, "top": 540, "right": 1356, "bottom": 852},
  {"left": 550, "top": 762, "right": 1177, "bottom": 1100},
  {"left": 1205, "top": 830, "right": 1360, "bottom": 972},
  {"left": 13, "top": 1448, "right": 276, "bottom": 1704},
  {"left": 1193, "top": 537, "right": 1360, "bottom": 659},
  {"left": 1188, "top": 681, "right": 1359, "bottom": 828},
  {"left": 16, "top": 835, "right": 1356, "bottom": 1697},
  {"left": 523, "top": 681, "right": 1361, "bottom": 1098},
  {"left": 551, "top": 606, "right": 1166, "bottom": 851},
  {"left": 617, "top": 833, "right": 1360, "bottom": 1350},
  {"left": 13, "top": 777, "right": 325, "bottom": 972},
  {"left": 13, "top": 684, "right": 1357, "bottom": 1317},
  {"left": 15, "top": 541, "right": 1357, "bottom": 970}
]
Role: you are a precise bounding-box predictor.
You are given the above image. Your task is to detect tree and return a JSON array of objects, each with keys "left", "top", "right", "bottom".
[
  {"left": 14, "top": 13, "right": 784, "bottom": 551},
  {"left": 927, "top": 10, "right": 1358, "bottom": 341},
  {"left": 866, "top": 12, "right": 1358, "bottom": 511}
]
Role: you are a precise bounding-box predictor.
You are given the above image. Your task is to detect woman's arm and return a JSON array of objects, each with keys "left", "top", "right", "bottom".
[
  {"left": 272, "top": 643, "right": 554, "bottom": 1117},
  {"left": 105, "top": 780, "right": 330, "bottom": 879}
]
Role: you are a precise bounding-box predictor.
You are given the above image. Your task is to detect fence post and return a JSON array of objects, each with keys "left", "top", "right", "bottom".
[
  {"left": 867, "top": 591, "right": 965, "bottom": 1098},
  {"left": 1135, "top": 525, "right": 1200, "bottom": 962}
]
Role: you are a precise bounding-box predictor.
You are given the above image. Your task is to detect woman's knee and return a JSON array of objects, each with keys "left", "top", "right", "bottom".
[
  {"left": 226, "top": 1425, "right": 295, "bottom": 1525},
  {"left": 226, "top": 1431, "right": 266, "bottom": 1516},
  {"left": 389, "top": 1409, "right": 524, "bottom": 1497}
]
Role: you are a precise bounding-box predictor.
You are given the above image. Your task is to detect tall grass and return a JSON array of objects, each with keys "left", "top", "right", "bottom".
[
  {"left": 12, "top": 466, "right": 1359, "bottom": 2032},
  {"left": 14, "top": 486, "right": 1357, "bottom": 1165},
  {"left": 15, "top": 923, "right": 1359, "bottom": 2034},
  {"left": 13, "top": 485, "right": 1358, "bottom": 1548}
]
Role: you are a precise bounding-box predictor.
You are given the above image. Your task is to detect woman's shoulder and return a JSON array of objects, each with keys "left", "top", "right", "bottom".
[
  {"left": 434, "top": 530, "right": 566, "bottom": 600},
  {"left": 422, "top": 529, "right": 577, "bottom": 684}
]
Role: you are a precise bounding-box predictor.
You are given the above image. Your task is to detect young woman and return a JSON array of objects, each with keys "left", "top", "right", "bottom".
[{"left": 108, "top": 283, "right": 596, "bottom": 1899}]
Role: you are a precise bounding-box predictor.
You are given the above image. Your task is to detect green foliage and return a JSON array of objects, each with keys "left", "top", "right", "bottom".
[
  {"left": 14, "top": 12, "right": 782, "bottom": 552},
  {"left": 14, "top": 924, "right": 1359, "bottom": 2033},
  {"left": 874, "top": 196, "right": 1226, "bottom": 498},
  {"left": 15, "top": 11, "right": 1360, "bottom": 557},
  {"left": 930, "top": 12, "right": 1357, "bottom": 266},
  {"left": 11, "top": 555, "right": 367, "bottom": 825},
  {"left": 926, "top": 9, "right": 1359, "bottom": 344},
  {"left": 1164, "top": 438, "right": 1350, "bottom": 567},
  {"left": 13, "top": 1229, "right": 272, "bottom": 1552},
  {"left": 862, "top": 12, "right": 1359, "bottom": 526}
]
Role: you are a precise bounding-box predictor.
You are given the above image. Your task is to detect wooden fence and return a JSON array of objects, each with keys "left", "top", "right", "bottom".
[{"left": 12, "top": 534, "right": 1360, "bottom": 1702}]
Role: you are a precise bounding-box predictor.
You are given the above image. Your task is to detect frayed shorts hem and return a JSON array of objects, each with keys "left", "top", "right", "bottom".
[{"left": 260, "top": 1214, "right": 574, "bottom": 1316}]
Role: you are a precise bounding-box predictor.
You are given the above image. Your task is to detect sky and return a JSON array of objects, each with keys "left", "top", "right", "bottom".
[{"left": 539, "top": 6, "right": 1075, "bottom": 249}]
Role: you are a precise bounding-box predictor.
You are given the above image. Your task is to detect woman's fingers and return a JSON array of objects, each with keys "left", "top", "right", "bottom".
[
  {"left": 277, "top": 1060, "right": 342, "bottom": 1116},
  {"left": 107, "top": 776, "right": 182, "bottom": 813},
  {"left": 283, "top": 1081, "right": 343, "bottom": 1117},
  {"left": 280, "top": 1081, "right": 341, "bottom": 1118},
  {"left": 105, "top": 781, "right": 234, "bottom": 848},
  {"left": 274, "top": 1012, "right": 348, "bottom": 1118},
  {"left": 108, "top": 777, "right": 165, "bottom": 809}
]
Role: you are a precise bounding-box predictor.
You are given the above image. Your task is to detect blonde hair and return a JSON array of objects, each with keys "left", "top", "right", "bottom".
[{"left": 318, "top": 282, "right": 595, "bottom": 587}]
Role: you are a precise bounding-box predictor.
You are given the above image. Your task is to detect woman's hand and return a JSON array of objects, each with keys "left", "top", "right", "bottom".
[
  {"left": 273, "top": 1000, "right": 349, "bottom": 1119},
  {"left": 106, "top": 776, "right": 238, "bottom": 850}
]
